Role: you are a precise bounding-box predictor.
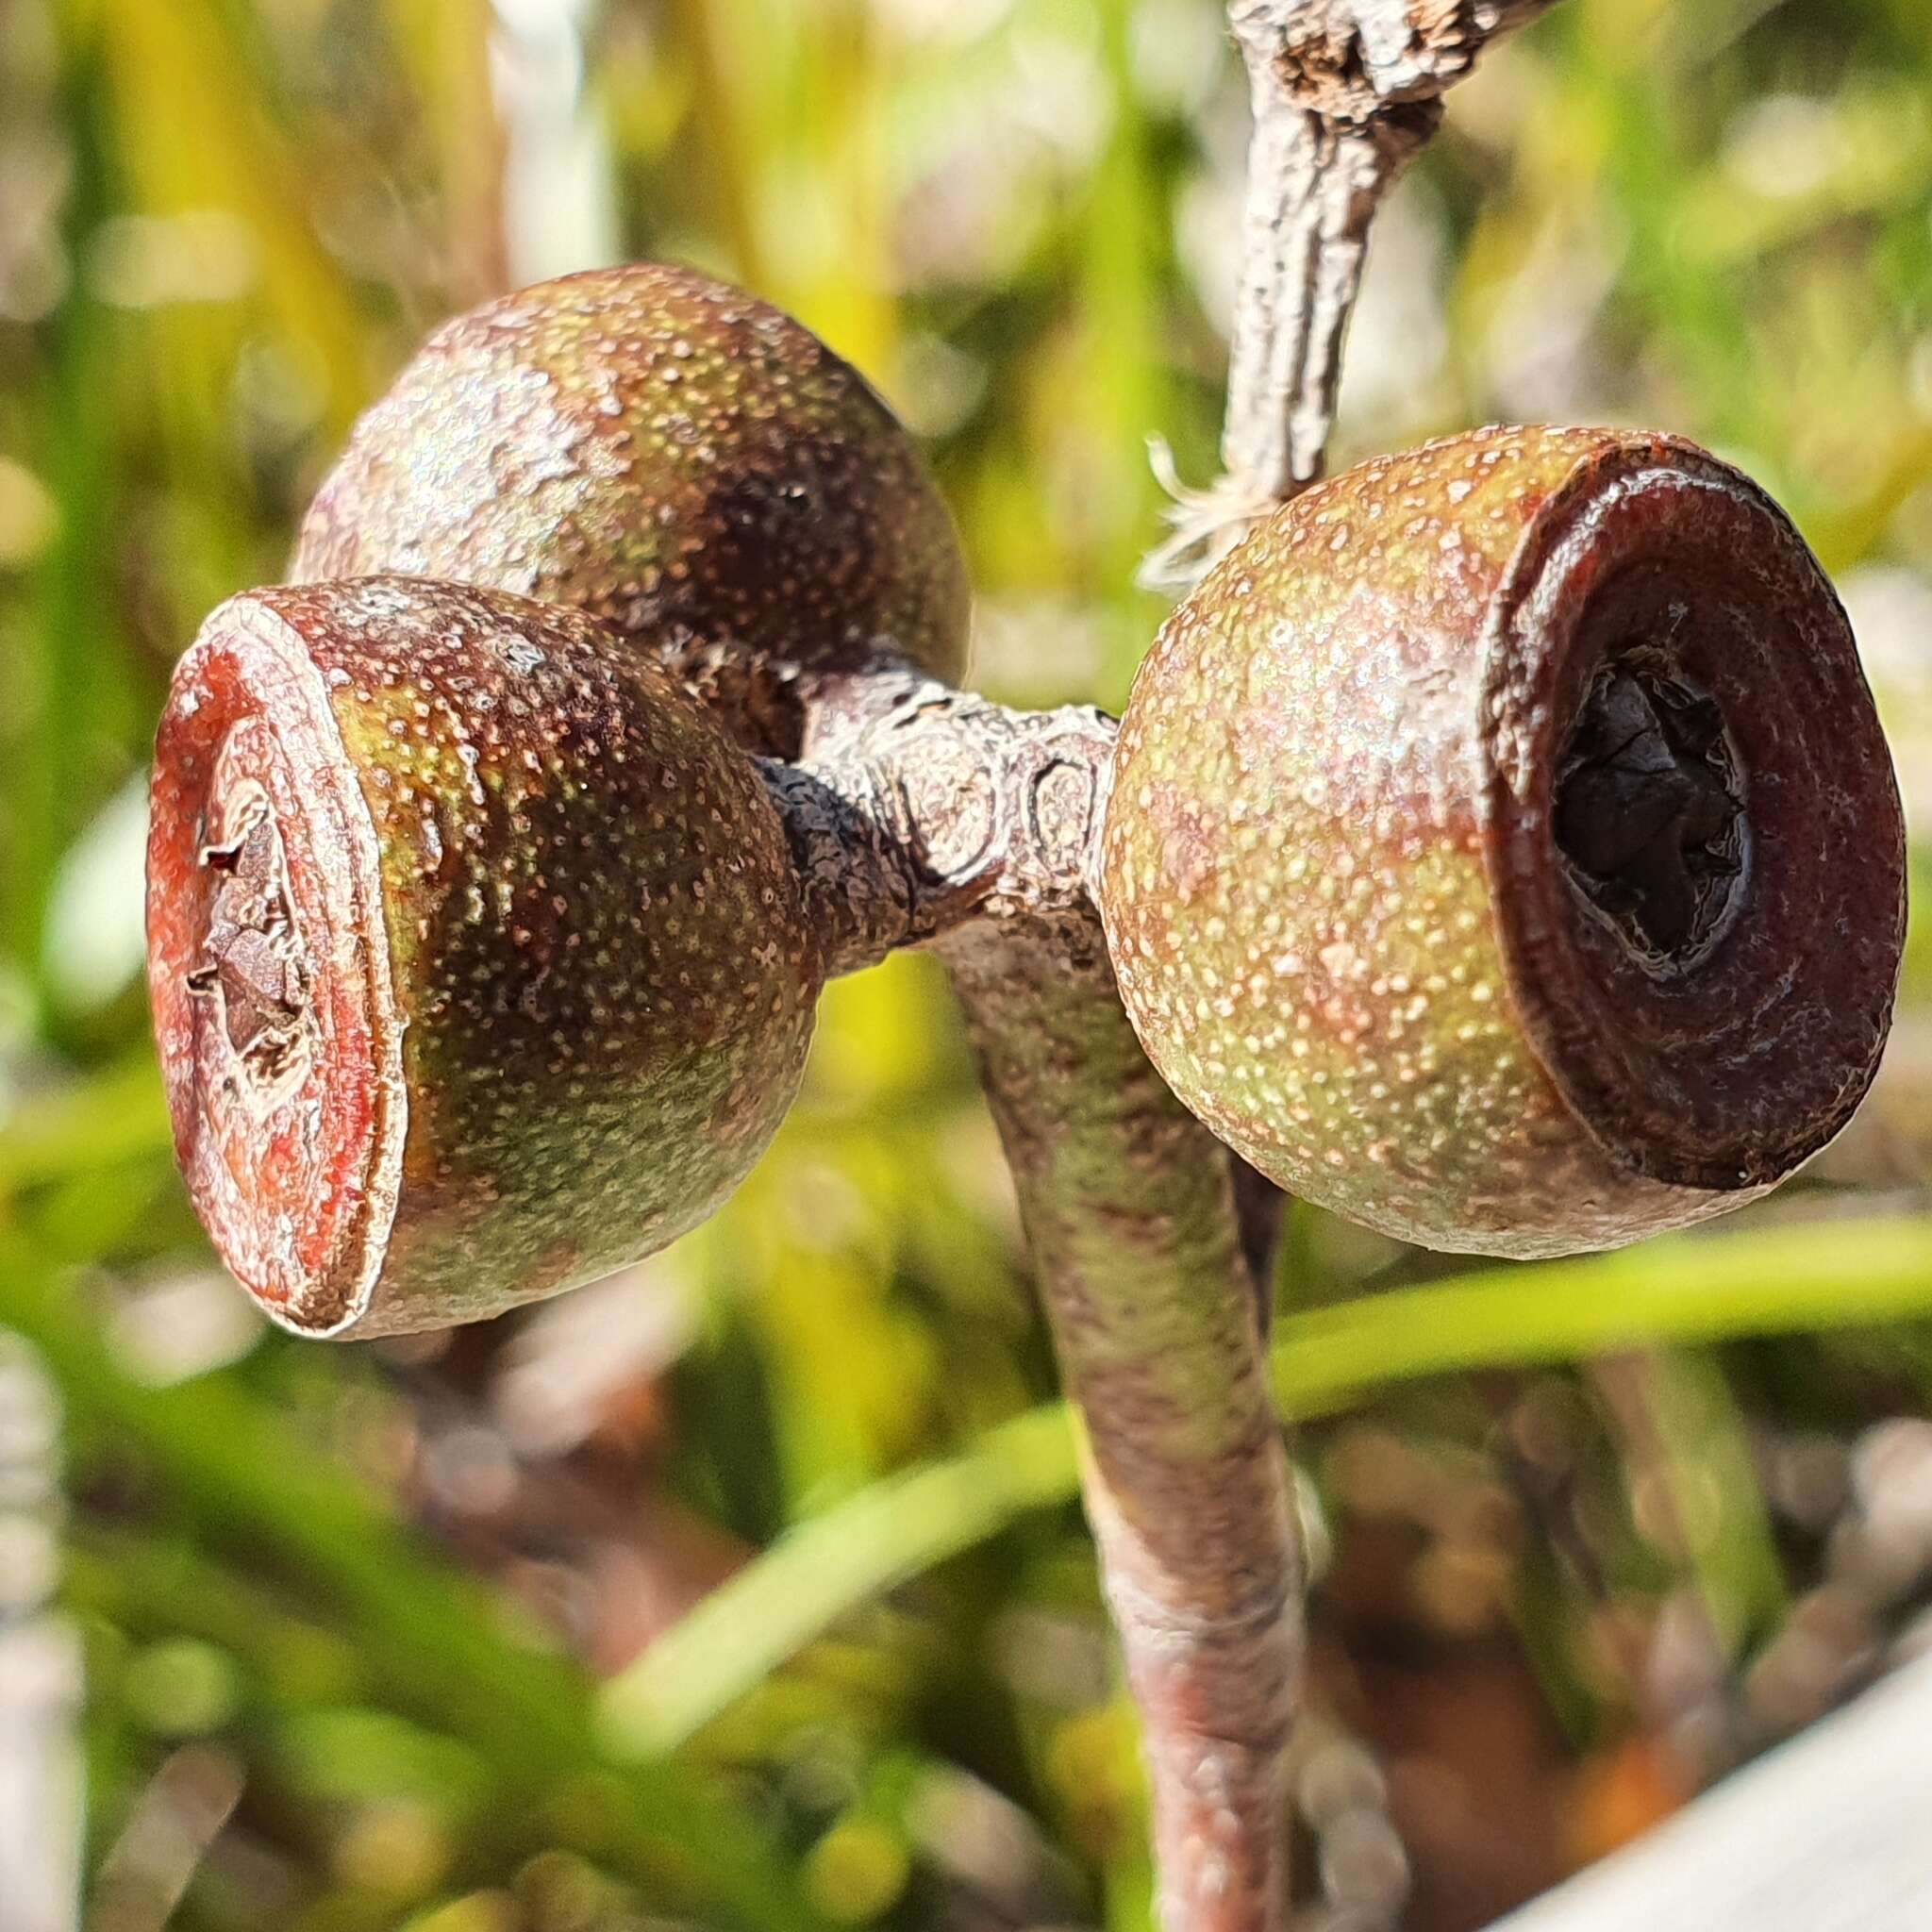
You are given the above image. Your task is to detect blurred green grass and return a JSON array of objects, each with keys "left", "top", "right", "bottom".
[{"left": 3, "top": 2, "right": 1932, "bottom": 1928}]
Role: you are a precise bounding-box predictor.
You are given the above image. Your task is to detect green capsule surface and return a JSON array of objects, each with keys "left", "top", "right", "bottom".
[
  {"left": 1098, "top": 427, "right": 1905, "bottom": 1257},
  {"left": 148, "top": 577, "right": 821, "bottom": 1335},
  {"left": 293, "top": 263, "right": 971, "bottom": 751}
]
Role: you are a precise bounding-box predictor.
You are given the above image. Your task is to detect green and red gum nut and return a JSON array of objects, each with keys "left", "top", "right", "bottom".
[
  {"left": 151, "top": 262, "right": 970, "bottom": 1336},
  {"left": 291, "top": 262, "right": 972, "bottom": 757},
  {"left": 147, "top": 261, "right": 1906, "bottom": 1333},
  {"left": 148, "top": 578, "right": 820, "bottom": 1337},
  {"left": 1100, "top": 425, "right": 1905, "bottom": 1256}
]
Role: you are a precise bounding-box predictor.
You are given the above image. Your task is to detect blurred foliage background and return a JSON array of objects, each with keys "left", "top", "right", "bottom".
[{"left": 3, "top": 1, "right": 1932, "bottom": 1928}]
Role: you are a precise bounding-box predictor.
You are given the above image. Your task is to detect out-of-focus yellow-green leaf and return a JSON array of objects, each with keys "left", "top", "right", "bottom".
[{"left": 90, "top": 0, "right": 372, "bottom": 434}]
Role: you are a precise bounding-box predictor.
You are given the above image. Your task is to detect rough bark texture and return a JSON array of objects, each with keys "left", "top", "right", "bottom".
[
  {"left": 1219, "top": 87, "right": 1435, "bottom": 504},
  {"left": 765, "top": 661, "right": 1115, "bottom": 977},
  {"left": 1230, "top": 0, "right": 1559, "bottom": 125},
  {"left": 1146, "top": 0, "right": 1559, "bottom": 591},
  {"left": 1224, "top": 0, "right": 1560, "bottom": 496},
  {"left": 774, "top": 670, "right": 1304, "bottom": 1931}
]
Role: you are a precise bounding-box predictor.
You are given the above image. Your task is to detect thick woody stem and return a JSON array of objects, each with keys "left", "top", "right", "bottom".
[
  {"left": 770, "top": 673, "right": 1303, "bottom": 1931},
  {"left": 759, "top": 663, "right": 1114, "bottom": 979},
  {"left": 1225, "top": 0, "right": 1559, "bottom": 500},
  {"left": 1220, "top": 87, "right": 1436, "bottom": 505},
  {"left": 743, "top": 21, "right": 1567, "bottom": 1919}
]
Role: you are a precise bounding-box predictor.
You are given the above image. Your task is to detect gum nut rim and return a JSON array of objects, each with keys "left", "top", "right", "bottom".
[
  {"left": 148, "top": 594, "right": 403, "bottom": 1339},
  {"left": 1487, "top": 434, "right": 1904, "bottom": 1192}
]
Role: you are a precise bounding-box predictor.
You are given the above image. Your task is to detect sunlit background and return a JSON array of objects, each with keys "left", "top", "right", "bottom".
[{"left": 3, "top": 2, "right": 1931, "bottom": 1928}]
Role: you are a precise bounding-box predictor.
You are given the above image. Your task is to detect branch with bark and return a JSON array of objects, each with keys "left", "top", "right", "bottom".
[
  {"left": 813, "top": 7, "right": 1563, "bottom": 1923},
  {"left": 768, "top": 664, "right": 1302, "bottom": 1928},
  {"left": 1145, "top": 0, "right": 1559, "bottom": 590}
]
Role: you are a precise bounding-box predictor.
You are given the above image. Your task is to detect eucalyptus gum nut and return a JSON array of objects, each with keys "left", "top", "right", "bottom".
[
  {"left": 291, "top": 263, "right": 972, "bottom": 754},
  {"left": 147, "top": 577, "right": 822, "bottom": 1337},
  {"left": 1097, "top": 425, "right": 1906, "bottom": 1258}
]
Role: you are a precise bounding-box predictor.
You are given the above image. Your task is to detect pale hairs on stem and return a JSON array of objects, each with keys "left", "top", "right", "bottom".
[{"left": 1142, "top": 0, "right": 1561, "bottom": 592}]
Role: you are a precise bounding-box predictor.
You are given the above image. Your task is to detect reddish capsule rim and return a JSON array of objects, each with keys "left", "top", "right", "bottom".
[
  {"left": 1482, "top": 433, "right": 1906, "bottom": 1193},
  {"left": 146, "top": 597, "right": 405, "bottom": 1337}
]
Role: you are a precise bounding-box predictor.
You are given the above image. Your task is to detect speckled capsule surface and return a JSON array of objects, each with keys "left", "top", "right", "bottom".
[
  {"left": 1097, "top": 426, "right": 1906, "bottom": 1257},
  {"left": 147, "top": 577, "right": 822, "bottom": 1336},
  {"left": 291, "top": 263, "right": 971, "bottom": 753}
]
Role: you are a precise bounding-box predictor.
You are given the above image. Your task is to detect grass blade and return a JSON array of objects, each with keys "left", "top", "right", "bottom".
[
  {"left": 0, "top": 1244, "right": 828, "bottom": 1932},
  {"left": 605, "top": 1209, "right": 1932, "bottom": 1747}
]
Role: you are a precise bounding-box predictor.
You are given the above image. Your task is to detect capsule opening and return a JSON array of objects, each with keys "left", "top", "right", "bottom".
[{"left": 1554, "top": 646, "right": 1747, "bottom": 976}]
